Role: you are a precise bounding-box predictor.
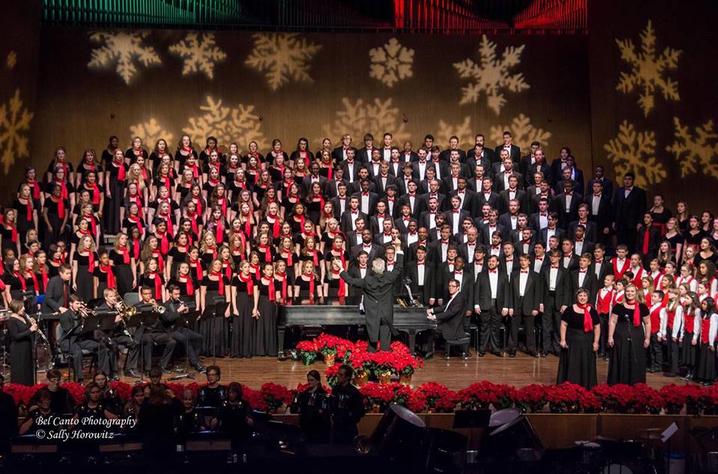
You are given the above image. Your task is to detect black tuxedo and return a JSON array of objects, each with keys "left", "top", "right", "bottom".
[
  {"left": 569, "top": 268, "right": 599, "bottom": 303},
  {"left": 494, "top": 144, "right": 521, "bottom": 163},
  {"left": 494, "top": 171, "right": 524, "bottom": 192},
  {"left": 474, "top": 269, "right": 511, "bottom": 353},
  {"left": 59, "top": 309, "right": 111, "bottom": 378},
  {"left": 471, "top": 191, "right": 500, "bottom": 216},
  {"left": 396, "top": 193, "right": 423, "bottom": 218},
  {"left": 340, "top": 160, "right": 362, "bottom": 184},
  {"left": 569, "top": 220, "right": 598, "bottom": 244},
  {"left": 433, "top": 291, "right": 468, "bottom": 343},
  {"left": 467, "top": 147, "right": 497, "bottom": 164},
  {"left": 551, "top": 193, "right": 580, "bottom": 230},
  {"left": 406, "top": 259, "right": 436, "bottom": 304},
  {"left": 325, "top": 179, "right": 347, "bottom": 199},
  {"left": 584, "top": 193, "right": 614, "bottom": 242},
  {"left": 590, "top": 259, "right": 613, "bottom": 283},
  {"left": 450, "top": 189, "right": 475, "bottom": 212},
  {"left": 613, "top": 186, "right": 647, "bottom": 252},
  {"left": 443, "top": 209, "right": 471, "bottom": 234},
  {"left": 350, "top": 242, "right": 384, "bottom": 262},
  {"left": 539, "top": 226, "right": 565, "bottom": 246},
  {"left": 540, "top": 265, "right": 571, "bottom": 354},
  {"left": 524, "top": 161, "right": 553, "bottom": 187},
  {"left": 586, "top": 177, "right": 614, "bottom": 199},
  {"left": 162, "top": 299, "right": 202, "bottom": 368},
  {"left": 508, "top": 269, "right": 542, "bottom": 352},
  {"left": 42, "top": 276, "right": 70, "bottom": 314},
  {"left": 332, "top": 146, "right": 357, "bottom": 163},
  {"left": 301, "top": 175, "right": 327, "bottom": 194},
  {"left": 351, "top": 191, "right": 379, "bottom": 215},
  {"left": 356, "top": 147, "right": 376, "bottom": 164},
  {"left": 571, "top": 239, "right": 595, "bottom": 257},
  {"left": 498, "top": 188, "right": 527, "bottom": 214},
  {"left": 373, "top": 175, "right": 397, "bottom": 197},
  {"left": 420, "top": 193, "right": 447, "bottom": 212},
  {"left": 340, "top": 210, "right": 368, "bottom": 233},
  {"left": 330, "top": 195, "right": 350, "bottom": 219},
  {"left": 478, "top": 222, "right": 506, "bottom": 246}
]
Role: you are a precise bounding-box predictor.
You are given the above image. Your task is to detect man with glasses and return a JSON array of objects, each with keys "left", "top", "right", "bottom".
[{"left": 427, "top": 280, "right": 468, "bottom": 355}]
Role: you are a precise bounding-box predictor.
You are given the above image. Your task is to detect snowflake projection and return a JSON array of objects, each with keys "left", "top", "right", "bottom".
[
  {"left": 184, "top": 96, "right": 266, "bottom": 150},
  {"left": 615, "top": 20, "right": 681, "bottom": 117},
  {"left": 320, "top": 97, "right": 410, "bottom": 145},
  {"left": 369, "top": 37, "right": 414, "bottom": 88},
  {"left": 604, "top": 120, "right": 666, "bottom": 187},
  {"left": 489, "top": 114, "right": 551, "bottom": 151},
  {"left": 0, "top": 89, "right": 33, "bottom": 174},
  {"left": 88, "top": 31, "right": 161, "bottom": 85},
  {"left": 453, "top": 35, "right": 529, "bottom": 115},
  {"left": 245, "top": 33, "right": 321, "bottom": 91},
  {"left": 437, "top": 116, "right": 473, "bottom": 149},
  {"left": 168, "top": 32, "right": 226, "bottom": 80},
  {"left": 6, "top": 51, "right": 16, "bottom": 71},
  {"left": 666, "top": 117, "right": 718, "bottom": 179},
  {"left": 129, "top": 118, "right": 174, "bottom": 147}
]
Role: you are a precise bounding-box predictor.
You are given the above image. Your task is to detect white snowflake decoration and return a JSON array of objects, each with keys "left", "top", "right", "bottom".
[
  {"left": 0, "top": 88, "right": 33, "bottom": 174},
  {"left": 453, "top": 35, "right": 529, "bottom": 115},
  {"left": 184, "top": 96, "right": 266, "bottom": 150},
  {"left": 667, "top": 117, "right": 718, "bottom": 179},
  {"left": 437, "top": 116, "right": 473, "bottom": 149},
  {"left": 245, "top": 33, "right": 321, "bottom": 91},
  {"left": 6, "top": 51, "right": 16, "bottom": 71},
  {"left": 604, "top": 120, "right": 666, "bottom": 187},
  {"left": 489, "top": 114, "right": 551, "bottom": 151},
  {"left": 320, "top": 97, "right": 410, "bottom": 145},
  {"left": 88, "top": 31, "right": 161, "bottom": 85},
  {"left": 168, "top": 32, "right": 226, "bottom": 80},
  {"left": 616, "top": 20, "right": 681, "bottom": 117},
  {"left": 369, "top": 38, "right": 414, "bottom": 88},
  {"left": 129, "top": 118, "right": 174, "bottom": 147}
]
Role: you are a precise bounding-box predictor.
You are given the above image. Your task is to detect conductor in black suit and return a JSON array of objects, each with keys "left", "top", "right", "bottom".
[
  {"left": 336, "top": 245, "right": 404, "bottom": 352},
  {"left": 427, "top": 280, "right": 469, "bottom": 358}
]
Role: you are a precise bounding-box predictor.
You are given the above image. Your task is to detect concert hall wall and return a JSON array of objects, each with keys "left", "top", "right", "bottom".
[
  {"left": 588, "top": 0, "right": 718, "bottom": 210},
  {"left": 26, "top": 28, "right": 591, "bottom": 190}
]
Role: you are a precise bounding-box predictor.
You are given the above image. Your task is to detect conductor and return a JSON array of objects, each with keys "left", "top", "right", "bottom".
[{"left": 334, "top": 241, "right": 404, "bottom": 352}]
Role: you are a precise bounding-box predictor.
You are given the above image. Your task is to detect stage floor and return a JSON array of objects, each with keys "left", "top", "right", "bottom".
[{"left": 89, "top": 353, "right": 680, "bottom": 390}]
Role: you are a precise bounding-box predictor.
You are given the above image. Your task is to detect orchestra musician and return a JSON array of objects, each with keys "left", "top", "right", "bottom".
[
  {"left": 96, "top": 288, "right": 141, "bottom": 378},
  {"left": 134, "top": 286, "right": 177, "bottom": 374},
  {"left": 163, "top": 284, "right": 205, "bottom": 373},
  {"left": 59, "top": 295, "right": 111, "bottom": 382},
  {"left": 6, "top": 299, "right": 37, "bottom": 385}
]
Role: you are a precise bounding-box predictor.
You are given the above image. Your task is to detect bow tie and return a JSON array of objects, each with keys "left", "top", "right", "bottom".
[
  {"left": 521, "top": 270, "right": 529, "bottom": 273},
  {"left": 596, "top": 259, "right": 603, "bottom": 263},
  {"left": 490, "top": 269, "right": 497, "bottom": 273},
  {"left": 540, "top": 213, "right": 547, "bottom": 217},
  {"left": 579, "top": 270, "right": 587, "bottom": 273},
  {"left": 362, "top": 192, "right": 369, "bottom": 196},
  {"left": 455, "top": 270, "right": 463, "bottom": 274},
  {"left": 441, "top": 240, "right": 449, "bottom": 244},
  {"left": 536, "top": 256, "right": 544, "bottom": 261},
  {"left": 417, "top": 260, "right": 425, "bottom": 265},
  {"left": 505, "top": 258, "right": 513, "bottom": 262},
  {"left": 551, "top": 265, "right": 559, "bottom": 269}
]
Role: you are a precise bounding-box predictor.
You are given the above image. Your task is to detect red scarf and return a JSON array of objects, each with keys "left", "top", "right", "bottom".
[
  {"left": 187, "top": 163, "right": 199, "bottom": 179},
  {"left": 186, "top": 211, "right": 199, "bottom": 236},
  {"left": 100, "top": 263, "right": 116, "bottom": 289},
  {"left": 14, "top": 271, "right": 26, "bottom": 292},
  {"left": 189, "top": 257, "right": 203, "bottom": 282},
  {"left": 52, "top": 196, "right": 65, "bottom": 220},
  {"left": 23, "top": 270, "right": 39, "bottom": 293},
  {"left": 579, "top": 302, "right": 594, "bottom": 332},
  {"left": 628, "top": 300, "right": 642, "bottom": 327},
  {"left": 268, "top": 215, "right": 281, "bottom": 239},
  {"left": 37, "top": 263, "right": 48, "bottom": 290},
  {"left": 128, "top": 194, "right": 143, "bottom": 217},
  {"left": 180, "top": 275, "right": 194, "bottom": 296},
  {"left": 216, "top": 197, "right": 228, "bottom": 216},
  {"left": 280, "top": 250, "right": 293, "bottom": 267},
  {"left": 26, "top": 179, "right": 41, "bottom": 200},
  {"left": 642, "top": 229, "right": 651, "bottom": 255},
  {"left": 22, "top": 199, "right": 33, "bottom": 222},
  {"left": 239, "top": 273, "right": 254, "bottom": 296},
  {"left": 115, "top": 162, "right": 126, "bottom": 181},
  {"left": 6, "top": 224, "right": 17, "bottom": 243},
  {"left": 223, "top": 261, "right": 232, "bottom": 280},
  {"left": 148, "top": 272, "right": 163, "bottom": 299},
  {"left": 83, "top": 213, "right": 97, "bottom": 237},
  {"left": 88, "top": 183, "right": 101, "bottom": 205},
  {"left": 210, "top": 271, "right": 224, "bottom": 296},
  {"left": 193, "top": 197, "right": 203, "bottom": 217},
  {"left": 182, "top": 145, "right": 193, "bottom": 155},
  {"left": 129, "top": 216, "right": 143, "bottom": 236},
  {"left": 152, "top": 250, "right": 165, "bottom": 272},
  {"left": 258, "top": 244, "right": 272, "bottom": 263},
  {"left": 84, "top": 251, "right": 95, "bottom": 270},
  {"left": 250, "top": 264, "right": 261, "bottom": 280},
  {"left": 214, "top": 219, "right": 224, "bottom": 244},
  {"left": 302, "top": 273, "right": 315, "bottom": 303},
  {"left": 118, "top": 245, "right": 131, "bottom": 265},
  {"left": 132, "top": 239, "right": 141, "bottom": 260},
  {"left": 160, "top": 212, "right": 174, "bottom": 236},
  {"left": 265, "top": 277, "right": 276, "bottom": 302},
  {"left": 162, "top": 175, "right": 171, "bottom": 193},
  {"left": 157, "top": 232, "right": 170, "bottom": 255},
  {"left": 309, "top": 250, "right": 319, "bottom": 266},
  {"left": 294, "top": 214, "right": 306, "bottom": 234}
]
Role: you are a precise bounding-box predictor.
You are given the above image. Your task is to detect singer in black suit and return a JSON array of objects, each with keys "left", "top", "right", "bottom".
[
  {"left": 613, "top": 173, "right": 647, "bottom": 253},
  {"left": 474, "top": 255, "right": 511, "bottom": 356},
  {"left": 427, "top": 280, "right": 469, "bottom": 357},
  {"left": 508, "top": 255, "right": 542, "bottom": 356}
]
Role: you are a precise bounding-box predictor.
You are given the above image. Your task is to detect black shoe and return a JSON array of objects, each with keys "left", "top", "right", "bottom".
[
  {"left": 478, "top": 352, "right": 486, "bottom": 357},
  {"left": 194, "top": 365, "right": 206, "bottom": 373},
  {"left": 492, "top": 351, "right": 502, "bottom": 357},
  {"left": 126, "top": 369, "right": 141, "bottom": 378},
  {"left": 424, "top": 352, "right": 434, "bottom": 360},
  {"left": 508, "top": 351, "right": 516, "bottom": 358},
  {"left": 461, "top": 352, "right": 469, "bottom": 360},
  {"left": 527, "top": 350, "right": 538, "bottom": 357}
]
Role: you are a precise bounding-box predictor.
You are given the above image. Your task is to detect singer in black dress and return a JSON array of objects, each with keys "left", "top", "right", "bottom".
[
  {"left": 254, "top": 263, "right": 278, "bottom": 357},
  {"left": 231, "top": 261, "right": 257, "bottom": 358},
  {"left": 607, "top": 284, "right": 651, "bottom": 385},
  {"left": 6, "top": 300, "right": 36, "bottom": 386},
  {"left": 556, "top": 289, "right": 600, "bottom": 389}
]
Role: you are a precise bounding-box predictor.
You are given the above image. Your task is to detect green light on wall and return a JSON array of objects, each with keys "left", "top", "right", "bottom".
[{"left": 42, "top": 0, "right": 243, "bottom": 26}]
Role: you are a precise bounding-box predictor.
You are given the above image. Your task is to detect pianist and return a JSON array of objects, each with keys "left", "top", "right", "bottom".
[{"left": 334, "top": 243, "right": 404, "bottom": 352}]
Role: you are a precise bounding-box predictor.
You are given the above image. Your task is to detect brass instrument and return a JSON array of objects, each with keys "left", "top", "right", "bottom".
[
  {"left": 113, "top": 299, "right": 137, "bottom": 320},
  {"left": 149, "top": 299, "right": 166, "bottom": 314}
]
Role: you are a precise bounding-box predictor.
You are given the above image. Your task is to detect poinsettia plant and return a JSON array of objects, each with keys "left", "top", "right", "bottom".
[{"left": 514, "top": 384, "right": 548, "bottom": 413}]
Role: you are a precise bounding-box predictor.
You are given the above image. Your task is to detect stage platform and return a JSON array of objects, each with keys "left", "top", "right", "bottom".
[{"left": 89, "top": 353, "right": 677, "bottom": 390}]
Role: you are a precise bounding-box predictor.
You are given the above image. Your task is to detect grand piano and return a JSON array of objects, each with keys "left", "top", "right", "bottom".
[{"left": 277, "top": 305, "right": 436, "bottom": 355}]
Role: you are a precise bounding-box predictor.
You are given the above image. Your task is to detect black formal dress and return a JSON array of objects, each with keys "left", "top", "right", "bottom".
[
  {"left": 7, "top": 316, "right": 34, "bottom": 385},
  {"left": 556, "top": 307, "right": 599, "bottom": 389},
  {"left": 256, "top": 278, "right": 278, "bottom": 356},
  {"left": 231, "top": 276, "right": 256, "bottom": 358},
  {"left": 607, "top": 303, "right": 649, "bottom": 385}
]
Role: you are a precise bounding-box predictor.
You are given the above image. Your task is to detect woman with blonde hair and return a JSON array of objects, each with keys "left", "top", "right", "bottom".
[{"left": 72, "top": 234, "right": 98, "bottom": 302}]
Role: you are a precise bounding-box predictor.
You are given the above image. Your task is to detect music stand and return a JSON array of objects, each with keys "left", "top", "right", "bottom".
[
  {"left": 453, "top": 409, "right": 490, "bottom": 464},
  {"left": 169, "top": 310, "right": 200, "bottom": 381},
  {"left": 202, "top": 300, "right": 229, "bottom": 365},
  {"left": 133, "top": 304, "right": 160, "bottom": 382}
]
